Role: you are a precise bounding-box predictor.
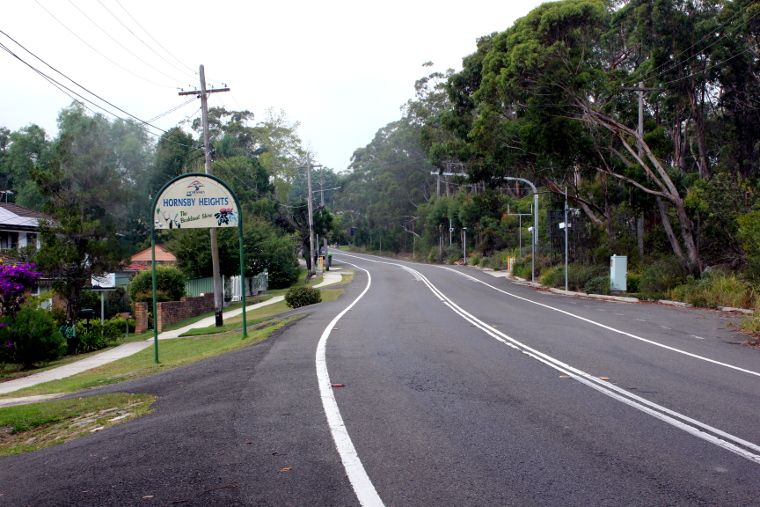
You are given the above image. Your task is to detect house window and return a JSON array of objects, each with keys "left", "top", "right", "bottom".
[
  {"left": 25, "top": 233, "right": 38, "bottom": 249},
  {"left": 0, "top": 231, "right": 18, "bottom": 250}
]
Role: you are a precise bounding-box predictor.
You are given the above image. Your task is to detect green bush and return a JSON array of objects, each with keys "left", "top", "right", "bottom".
[
  {"left": 129, "top": 265, "right": 188, "bottom": 304},
  {"left": 67, "top": 316, "right": 130, "bottom": 354},
  {"left": 585, "top": 276, "right": 610, "bottom": 295},
  {"left": 669, "top": 271, "right": 752, "bottom": 309},
  {"left": 284, "top": 286, "right": 322, "bottom": 309},
  {"left": 640, "top": 259, "right": 686, "bottom": 297},
  {"left": 512, "top": 256, "right": 534, "bottom": 279},
  {"left": 627, "top": 273, "right": 640, "bottom": 293},
  {"left": 540, "top": 264, "right": 606, "bottom": 291},
  {"left": 540, "top": 266, "right": 563, "bottom": 287},
  {"left": 0, "top": 307, "right": 66, "bottom": 369},
  {"left": 469, "top": 253, "right": 482, "bottom": 266}
]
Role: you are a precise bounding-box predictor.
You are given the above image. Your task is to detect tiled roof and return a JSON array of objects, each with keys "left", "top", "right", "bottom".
[
  {"left": 131, "top": 244, "right": 177, "bottom": 263},
  {"left": 0, "top": 203, "right": 47, "bottom": 219},
  {"left": 0, "top": 203, "right": 49, "bottom": 229}
]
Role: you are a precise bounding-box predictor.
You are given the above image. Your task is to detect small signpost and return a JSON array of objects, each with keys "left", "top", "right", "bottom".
[
  {"left": 150, "top": 174, "right": 247, "bottom": 363},
  {"left": 90, "top": 273, "right": 116, "bottom": 334}
]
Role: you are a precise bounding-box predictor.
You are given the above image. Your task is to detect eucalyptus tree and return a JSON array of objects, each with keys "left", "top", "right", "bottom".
[
  {"left": 32, "top": 103, "right": 128, "bottom": 319},
  {"left": 446, "top": 0, "right": 707, "bottom": 271},
  {"left": 0, "top": 124, "right": 51, "bottom": 210}
]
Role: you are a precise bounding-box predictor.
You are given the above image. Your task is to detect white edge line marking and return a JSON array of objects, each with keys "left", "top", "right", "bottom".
[
  {"left": 316, "top": 262, "right": 384, "bottom": 507},
  {"left": 437, "top": 266, "right": 760, "bottom": 378}
]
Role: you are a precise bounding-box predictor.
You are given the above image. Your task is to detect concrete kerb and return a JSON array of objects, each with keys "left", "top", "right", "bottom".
[
  {"left": 0, "top": 269, "right": 349, "bottom": 404},
  {"left": 476, "top": 265, "right": 756, "bottom": 312}
]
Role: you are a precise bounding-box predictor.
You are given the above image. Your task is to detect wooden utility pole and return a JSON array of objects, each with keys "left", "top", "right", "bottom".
[
  {"left": 306, "top": 154, "right": 316, "bottom": 276},
  {"left": 179, "top": 65, "right": 230, "bottom": 326},
  {"left": 622, "top": 83, "right": 658, "bottom": 258}
]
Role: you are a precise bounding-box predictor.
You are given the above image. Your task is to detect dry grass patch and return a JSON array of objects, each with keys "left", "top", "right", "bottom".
[{"left": 0, "top": 393, "right": 156, "bottom": 456}]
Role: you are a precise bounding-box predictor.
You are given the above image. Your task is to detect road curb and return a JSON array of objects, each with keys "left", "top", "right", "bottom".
[{"left": 0, "top": 270, "right": 351, "bottom": 402}]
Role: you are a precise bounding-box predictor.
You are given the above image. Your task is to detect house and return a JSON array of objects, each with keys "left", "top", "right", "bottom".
[
  {"left": 129, "top": 244, "right": 177, "bottom": 267},
  {"left": 0, "top": 202, "right": 46, "bottom": 254},
  {"left": 0, "top": 202, "right": 52, "bottom": 302}
]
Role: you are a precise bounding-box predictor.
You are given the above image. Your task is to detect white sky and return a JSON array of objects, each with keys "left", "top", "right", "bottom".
[{"left": 2, "top": 1, "right": 546, "bottom": 172}]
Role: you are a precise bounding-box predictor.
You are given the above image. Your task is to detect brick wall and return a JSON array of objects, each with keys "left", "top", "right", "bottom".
[
  {"left": 133, "top": 293, "right": 215, "bottom": 333},
  {"left": 134, "top": 302, "right": 149, "bottom": 334},
  {"left": 156, "top": 293, "right": 215, "bottom": 332}
]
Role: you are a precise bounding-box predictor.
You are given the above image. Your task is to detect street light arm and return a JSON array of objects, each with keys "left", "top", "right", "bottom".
[{"left": 432, "top": 171, "right": 539, "bottom": 282}]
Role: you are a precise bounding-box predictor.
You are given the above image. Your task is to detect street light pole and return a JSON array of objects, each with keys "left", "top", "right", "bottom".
[
  {"left": 434, "top": 172, "right": 539, "bottom": 282},
  {"left": 564, "top": 187, "right": 569, "bottom": 291},
  {"left": 462, "top": 227, "right": 467, "bottom": 265}
]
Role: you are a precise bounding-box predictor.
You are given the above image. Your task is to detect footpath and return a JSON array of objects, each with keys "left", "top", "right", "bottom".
[{"left": 0, "top": 270, "right": 346, "bottom": 406}]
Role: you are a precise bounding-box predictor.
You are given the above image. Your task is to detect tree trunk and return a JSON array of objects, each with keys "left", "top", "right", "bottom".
[
  {"left": 688, "top": 87, "right": 710, "bottom": 179},
  {"left": 671, "top": 196, "right": 701, "bottom": 273},
  {"left": 656, "top": 197, "right": 686, "bottom": 264}
]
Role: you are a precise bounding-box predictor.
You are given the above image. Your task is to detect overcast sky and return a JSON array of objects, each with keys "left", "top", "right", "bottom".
[{"left": 3, "top": 0, "right": 547, "bottom": 172}]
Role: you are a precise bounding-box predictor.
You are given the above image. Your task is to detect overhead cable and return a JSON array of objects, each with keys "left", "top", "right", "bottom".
[{"left": 34, "top": 0, "right": 176, "bottom": 89}]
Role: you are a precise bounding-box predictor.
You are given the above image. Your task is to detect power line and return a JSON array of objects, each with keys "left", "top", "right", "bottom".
[
  {"left": 214, "top": 153, "right": 309, "bottom": 210},
  {"left": 96, "top": 0, "right": 198, "bottom": 83},
  {"left": 34, "top": 0, "right": 176, "bottom": 89},
  {"left": 0, "top": 29, "right": 166, "bottom": 131},
  {"left": 146, "top": 98, "right": 197, "bottom": 124},
  {"left": 0, "top": 35, "right": 204, "bottom": 156},
  {"left": 622, "top": 5, "right": 760, "bottom": 87},
  {"left": 65, "top": 0, "right": 188, "bottom": 85},
  {"left": 112, "top": 0, "right": 198, "bottom": 77}
]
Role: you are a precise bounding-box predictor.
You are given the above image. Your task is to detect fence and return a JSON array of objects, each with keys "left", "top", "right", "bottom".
[
  {"left": 186, "top": 276, "right": 216, "bottom": 298},
  {"left": 186, "top": 272, "right": 268, "bottom": 301},
  {"left": 228, "top": 271, "right": 268, "bottom": 302}
]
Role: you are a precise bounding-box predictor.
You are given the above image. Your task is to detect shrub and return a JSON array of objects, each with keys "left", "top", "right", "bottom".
[
  {"left": 640, "top": 259, "right": 686, "bottom": 297},
  {"left": 0, "top": 306, "right": 66, "bottom": 368},
  {"left": 512, "top": 256, "right": 534, "bottom": 279},
  {"left": 0, "top": 263, "right": 42, "bottom": 316},
  {"left": 67, "top": 316, "right": 129, "bottom": 354},
  {"left": 469, "top": 253, "right": 482, "bottom": 266},
  {"left": 585, "top": 276, "right": 610, "bottom": 295},
  {"left": 626, "top": 273, "right": 640, "bottom": 293},
  {"left": 540, "top": 264, "right": 606, "bottom": 291},
  {"left": 540, "top": 266, "right": 563, "bottom": 287},
  {"left": 284, "top": 286, "right": 322, "bottom": 309},
  {"left": 129, "top": 265, "right": 188, "bottom": 304},
  {"left": 669, "top": 272, "right": 752, "bottom": 309}
]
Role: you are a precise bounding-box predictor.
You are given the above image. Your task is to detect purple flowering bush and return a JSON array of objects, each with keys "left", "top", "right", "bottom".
[
  {"left": 0, "top": 263, "right": 42, "bottom": 316},
  {"left": 0, "top": 263, "right": 65, "bottom": 369}
]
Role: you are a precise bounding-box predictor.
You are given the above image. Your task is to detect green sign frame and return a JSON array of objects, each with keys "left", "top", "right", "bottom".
[{"left": 150, "top": 173, "right": 247, "bottom": 363}]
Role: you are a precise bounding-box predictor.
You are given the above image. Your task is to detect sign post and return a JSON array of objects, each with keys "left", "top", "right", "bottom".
[{"left": 150, "top": 174, "right": 247, "bottom": 363}]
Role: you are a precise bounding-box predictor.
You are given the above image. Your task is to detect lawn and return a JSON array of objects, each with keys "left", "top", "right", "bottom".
[
  {"left": 0, "top": 393, "right": 156, "bottom": 456},
  {"left": 0, "top": 268, "right": 353, "bottom": 457}
]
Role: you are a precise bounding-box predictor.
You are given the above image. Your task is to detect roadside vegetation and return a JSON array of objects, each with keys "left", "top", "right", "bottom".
[
  {"left": 0, "top": 267, "right": 350, "bottom": 456},
  {"left": 327, "top": 0, "right": 760, "bottom": 343},
  {"left": 0, "top": 393, "right": 155, "bottom": 457}
]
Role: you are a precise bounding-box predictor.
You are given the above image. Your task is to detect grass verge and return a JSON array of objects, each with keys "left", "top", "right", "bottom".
[
  {"left": 0, "top": 393, "right": 156, "bottom": 456},
  {"left": 180, "top": 287, "right": 346, "bottom": 336},
  {"left": 0, "top": 315, "right": 303, "bottom": 399}
]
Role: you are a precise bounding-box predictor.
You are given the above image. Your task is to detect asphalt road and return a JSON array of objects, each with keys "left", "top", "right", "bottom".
[{"left": 2, "top": 252, "right": 759, "bottom": 506}]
